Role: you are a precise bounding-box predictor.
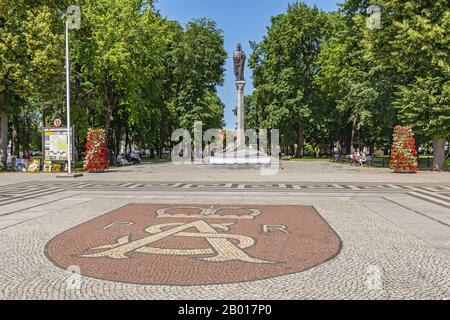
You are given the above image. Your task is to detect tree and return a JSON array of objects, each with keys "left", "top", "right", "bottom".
[
  {"left": 0, "top": 0, "right": 66, "bottom": 167},
  {"left": 361, "top": 0, "right": 450, "bottom": 170},
  {"left": 395, "top": 77, "right": 449, "bottom": 170},
  {"left": 72, "top": 6, "right": 226, "bottom": 156},
  {"left": 249, "top": 3, "right": 330, "bottom": 156},
  {"left": 316, "top": 8, "right": 397, "bottom": 154},
  {"left": 169, "top": 19, "right": 227, "bottom": 131},
  {"left": 75, "top": 0, "right": 152, "bottom": 146},
  {"left": 0, "top": 0, "right": 228, "bottom": 165}
]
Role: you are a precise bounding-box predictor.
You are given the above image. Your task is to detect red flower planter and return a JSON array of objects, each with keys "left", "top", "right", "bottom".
[
  {"left": 83, "top": 129, "right": 109, "bottom": 173},
  {"left": 389, "top": 126, "right": 418, "bottom": 174}
]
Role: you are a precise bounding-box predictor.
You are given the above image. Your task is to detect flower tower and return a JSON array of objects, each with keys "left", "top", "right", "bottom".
[
  {"left": 83, "top": 129, "right": 109, "bottom": 173},
  {"left": 389, "top": 126, "right": 418, "bottom": 173}
]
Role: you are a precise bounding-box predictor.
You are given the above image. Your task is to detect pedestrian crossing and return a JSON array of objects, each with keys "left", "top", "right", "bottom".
[
  {"left": 0, "top": 185, "right": 63, "bottom": 207},
  {"left": 2, "top": 181, "right": 450, "bottom": 192},
  {"left": 0, "top": 181, "right": 449, "bottom": 209}
]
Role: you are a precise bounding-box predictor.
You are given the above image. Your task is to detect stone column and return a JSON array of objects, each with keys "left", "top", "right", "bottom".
[{"left": 236, "top": 80, "right": 246, "bottom": 149}]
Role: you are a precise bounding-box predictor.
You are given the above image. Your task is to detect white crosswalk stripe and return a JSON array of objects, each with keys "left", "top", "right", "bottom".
[{"left": 408, "top": 191, "right": 450, "bottom": 208}]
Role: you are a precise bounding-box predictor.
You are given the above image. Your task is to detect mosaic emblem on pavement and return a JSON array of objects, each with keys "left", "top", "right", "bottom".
[{"left": 46, "top": 204, "right": 341, "bottom": 285}]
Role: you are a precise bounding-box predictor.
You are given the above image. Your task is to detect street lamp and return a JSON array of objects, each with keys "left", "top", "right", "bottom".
[{"left": 65, "top": 5, "right": 81, "bottom": 175}]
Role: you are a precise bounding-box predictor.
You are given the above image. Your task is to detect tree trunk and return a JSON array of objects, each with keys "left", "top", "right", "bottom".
[
  {"left": 432, "top": 135, "right": 446, "bottom": 171},
  {"left": 447, "top": 139, "right": 450, "bottom": 158},
  {"left": 42, "top": 107, "right": 47, "bottom": 129},
  {"left": 103, "top": 81, "right": 115, "bottom": 148},
  {"left": 296, "top": 122, "right": 304, "bottom": 157},
  {"left": 0, "top": 111, "right": 8, "bottom": 167},
  {"left": 105, "top": 104, "right": 113, "bottom": 147},
  {"left": 114, "top": 121, "right": 121, "bottom": 157},
  {"left": 159, "top": 127, "right": 164, "bottom": 159},
  {"left": 125, "top": 129, "right": 129, "bottom": 154},
  {"left": 0, "top": 93, "right": 7, "bottom": 168},
  {"left": 12, "top": 114, "right": 19, "bottom": 156},
  {"left": 350, "top": 117, "right": 358, "bottom": 154},
  {"left": 22, "top": 108, "right": 29, "bottom": 155}
]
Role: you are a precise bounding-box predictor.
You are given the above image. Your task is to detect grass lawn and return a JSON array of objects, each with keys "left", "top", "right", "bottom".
[
  {"left": 283, "top": 156, "right": 330, "bottom": 161},
  {"left": 141, "top": 157, "right": 171, "bottom": 163}
]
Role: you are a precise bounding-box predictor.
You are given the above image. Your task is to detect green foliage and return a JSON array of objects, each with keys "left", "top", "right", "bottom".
[
  {"left": 396, "top": 76, "right": 450, "bottom": 138},
  {"left": 249, "top": 0, "right": 449, "bottom": 165},
  {"left": 169, "top": 18, "right": 227, "bottom": 131},
  {"left": 362, "top": 0, "right": 450, "bottom": 169},
  {"left": 0, "top": 1, "right": 69, "bottom": 157},
  {"left": 0, "top": 0, "right": 66, "bottom": 109},
  {"left": 71, "top": 3, "right": 226, "bottom": 153},
  {"left": 315, "top": 10, "right": 393, "bottom": 150},
  {"left": 249, "top": 3, "right": 330, "bottom": 153},
  {"left": 1, "top": 0, "right": 448, "bottom": 168},
  {"left": 0, "top": 0, "right": 227, "bottom": 156}
]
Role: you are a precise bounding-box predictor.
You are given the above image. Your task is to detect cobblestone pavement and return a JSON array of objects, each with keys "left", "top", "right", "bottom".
[
  {"left": 1, "top": 160, "right": 450, "bottom": 184},
  {"left": 0, "top": 162, "right": 449, "bottom": 300}
]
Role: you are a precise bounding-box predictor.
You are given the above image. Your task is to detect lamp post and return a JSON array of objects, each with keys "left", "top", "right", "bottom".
[{"left": 65, "top": 5, "right": 81, "bottom": 174}]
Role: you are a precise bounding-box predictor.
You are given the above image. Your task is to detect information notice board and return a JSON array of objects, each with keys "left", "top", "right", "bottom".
[{"left": 42, "top": 127, "right": 75, "bottom": 173}]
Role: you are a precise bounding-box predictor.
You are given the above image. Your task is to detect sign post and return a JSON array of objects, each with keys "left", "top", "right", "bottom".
[{"left": 65, "top": 5, "right": 81, "bottom": 175}]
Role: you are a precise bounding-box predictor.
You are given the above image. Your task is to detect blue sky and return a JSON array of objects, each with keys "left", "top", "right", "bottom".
[{"left": 156, "top": 0, "right": 340, "bottom": 127}]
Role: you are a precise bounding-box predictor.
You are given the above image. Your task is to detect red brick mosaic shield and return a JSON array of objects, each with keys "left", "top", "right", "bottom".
[{"left": 46, "top": 204, "right": 341, "bottom": 285}]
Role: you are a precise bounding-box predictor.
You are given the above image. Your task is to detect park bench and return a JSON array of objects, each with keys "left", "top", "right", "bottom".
[{"left": 369, "top": 157, "right": 388, "bottom": 167}]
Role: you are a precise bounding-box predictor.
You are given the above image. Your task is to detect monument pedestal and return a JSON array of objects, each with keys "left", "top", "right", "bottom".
[{"left": 201, "top": 146, "right": 272, "bottom": 170}]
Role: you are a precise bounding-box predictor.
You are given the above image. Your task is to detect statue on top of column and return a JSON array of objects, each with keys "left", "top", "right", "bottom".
[{"left": 233, "top": 43, "right": 246, "bottom": 82}]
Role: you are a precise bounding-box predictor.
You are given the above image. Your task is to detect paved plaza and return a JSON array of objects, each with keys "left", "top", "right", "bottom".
[{"left": 0, "top": 161, "right": 449, "bottom": 300}]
